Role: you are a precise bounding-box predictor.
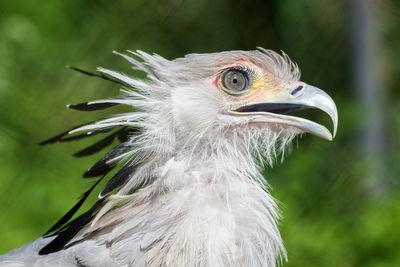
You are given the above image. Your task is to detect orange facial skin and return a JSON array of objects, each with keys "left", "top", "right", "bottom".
[{"left": 212, "top": 61, "right": 292, "bottom": 109}]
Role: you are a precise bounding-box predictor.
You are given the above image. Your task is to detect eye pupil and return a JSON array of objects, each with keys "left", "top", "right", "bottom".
[{"left": 221, "top": 68, "right": 250, "bottom": 94}]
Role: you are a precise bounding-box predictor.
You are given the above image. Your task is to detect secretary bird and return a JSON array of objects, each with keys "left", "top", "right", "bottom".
[{"left": 0, "top": 48, "right": 338, "bottom": 267}]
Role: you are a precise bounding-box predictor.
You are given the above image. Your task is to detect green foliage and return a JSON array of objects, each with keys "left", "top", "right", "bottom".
[{"left": 0, "top": 0, "right": 399, "bottom": 266}]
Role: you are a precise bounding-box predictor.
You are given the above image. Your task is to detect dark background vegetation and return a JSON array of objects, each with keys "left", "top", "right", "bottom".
[{"left": 1, "top": 0, "right": 399, "bottom": 266}]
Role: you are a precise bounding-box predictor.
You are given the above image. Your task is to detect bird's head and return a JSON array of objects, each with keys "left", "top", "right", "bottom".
[
  {"left": 169, "top": 48, "right": 337, "bottom": 138},
  {"left": 82, "top": 48, "right": 337, "bottom": 169}
]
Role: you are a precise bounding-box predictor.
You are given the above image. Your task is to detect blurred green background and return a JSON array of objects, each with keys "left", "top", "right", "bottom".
[{"left": 1, "top": 0, "right": 399, "bottom": 266}]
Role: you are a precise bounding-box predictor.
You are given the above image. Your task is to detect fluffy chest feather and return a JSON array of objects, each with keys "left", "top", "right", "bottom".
[{"left": 84, "top": 158, "right": 285, "bottom": 267}]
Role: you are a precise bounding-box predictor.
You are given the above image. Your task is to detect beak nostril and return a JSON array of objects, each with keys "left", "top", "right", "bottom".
[{"left": 291, "top": 85, "right": 304, "bottom": 96}]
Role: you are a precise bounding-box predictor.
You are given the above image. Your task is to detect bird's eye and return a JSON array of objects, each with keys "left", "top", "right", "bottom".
[{"left": 220, "top": 68, "right": 251, "bottom": 95}]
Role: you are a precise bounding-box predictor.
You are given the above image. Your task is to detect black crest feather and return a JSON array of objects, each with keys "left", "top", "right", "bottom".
[
  {"left": 83, "top": 137, "right": 131, "bottom": 178},
  {"left": 67, "top": 102, "right": 119, "bottom": 111},
  {"left": 39, "top": 121, "right": 96, "bottom": 146},
  {"left": 39, "top": 199, "right": 105, "bottom": 255},
  {"left": 43, "top": 174, "right": 107, "bottom": 237},
  {"left": 73, "top": 129, "right": 125, "bottom": 158},
  {"left": 58, "top": 126, "right": 118, "bottom": 142},
  {"left": 100, "top": 158, "right": 138, "bottom": 198},
  {"left": 66, "top": 66, "right": 129, "bottom": 87}
]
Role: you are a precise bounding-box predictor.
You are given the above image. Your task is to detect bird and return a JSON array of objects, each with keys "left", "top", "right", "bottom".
[{"left": 0, "top": 48, "right": 338, "bottom": 267}]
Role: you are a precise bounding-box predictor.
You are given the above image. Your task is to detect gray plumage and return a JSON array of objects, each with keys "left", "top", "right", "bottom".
[{"left": 0, "top": 48, "right": 338, "bottom": 267}]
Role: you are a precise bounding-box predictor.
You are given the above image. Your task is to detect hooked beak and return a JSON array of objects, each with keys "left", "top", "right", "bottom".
[{"left": 228, "top": 84, "right": 338, "bottom": 140}]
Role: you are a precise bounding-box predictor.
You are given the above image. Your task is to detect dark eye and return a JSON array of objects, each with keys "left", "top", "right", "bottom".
[{"left": 220, "top": 68, "right": 251, "bottom": 94}]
